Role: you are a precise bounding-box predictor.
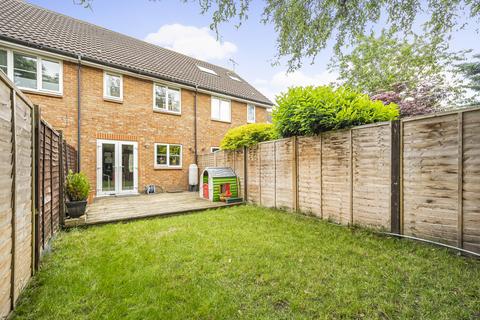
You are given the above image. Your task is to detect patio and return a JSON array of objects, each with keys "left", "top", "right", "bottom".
[{"left": 65, "top": 191, "right": 238, "bottom": 226}]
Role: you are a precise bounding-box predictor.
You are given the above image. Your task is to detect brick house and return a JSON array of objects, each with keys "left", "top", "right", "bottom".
[{"left": 0, "top": 0, "right": 273, "bottom": 198}]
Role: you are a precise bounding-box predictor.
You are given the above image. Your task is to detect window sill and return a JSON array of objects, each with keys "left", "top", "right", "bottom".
[
  {"left": 153, "top": 109, "right": 182, "bottom": 116},
  {"left": 247, "top": 121, "right": 256, "bottom": 124},
  {"left": 103, "top": 96, "right": 123, "bottom": 104},
  {"left": 211, "top": 118, "right": 231, "bottom": 124},
  {"left": 20, "top": 88, "right": 63, "bottom": 98},
  {"left": 154, "top": 166, "right": 183, "bottom": 170}
]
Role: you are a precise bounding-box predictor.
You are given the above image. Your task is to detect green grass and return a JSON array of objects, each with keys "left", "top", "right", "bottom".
[{"left": 13, "top": 206, "right": 480, "bottom": 319}]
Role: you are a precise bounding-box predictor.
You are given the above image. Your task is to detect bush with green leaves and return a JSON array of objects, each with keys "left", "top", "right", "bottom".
[
  {"left": 66, "top": 170, "right": 91, "bottom": 201},
  {"left": 273, "top": 86, "right": 399, "bottom": 137},
  {"left": 220, "top": 123, "right": 278, "bottom": 150}
]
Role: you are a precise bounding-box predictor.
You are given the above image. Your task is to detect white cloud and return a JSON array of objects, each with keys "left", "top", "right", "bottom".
[
  {"left": 255, "top": 70, "right": 338, "bottom": 103},
  {"left": 144, "top": 24, "right": 237, "bottom": 61}
]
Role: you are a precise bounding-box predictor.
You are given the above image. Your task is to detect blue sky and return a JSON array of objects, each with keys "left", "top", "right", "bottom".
[{"left": 27, "top": 1, "right": 480, "bottom": 102}]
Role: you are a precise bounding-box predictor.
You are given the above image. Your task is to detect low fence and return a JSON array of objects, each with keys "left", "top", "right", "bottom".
[
  {"left": 0, "top": 72, "right": 77, "bottom": 318},
  {"left": 198, "top": 107, "right": 480, "bottom": 254}
]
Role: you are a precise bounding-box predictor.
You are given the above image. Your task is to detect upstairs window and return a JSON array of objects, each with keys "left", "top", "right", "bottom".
[
  {"left": 41, "top": 59, "right": 61, "bottom": 92},
  {"left": 104, "top": 72, "right": 123, "bottom": 101},
  {"left": 14, "top": 53, "right": 38, "bottom": 90},
  {"left": 0, "top": 48, "right": 62, "bottom": 94},
  {"left": 247, "top": 104, "right": 256, "bottom": 123},
  {"left": 154, "top": 84, "right": 181, "bottom": 114},
  {"left": 155, "top": 143, "right": 182, "bottom": 168},
  {"left": 211, "top": 97, "right": 231, "bottom": 122},
  {"left": 0, "top": 50, "right": 7, "bottom": 74}
]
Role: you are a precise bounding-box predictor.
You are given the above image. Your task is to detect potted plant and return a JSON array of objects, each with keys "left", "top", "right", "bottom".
[{"left": 65, "top": 170, "right": 91, "bottom": 218}]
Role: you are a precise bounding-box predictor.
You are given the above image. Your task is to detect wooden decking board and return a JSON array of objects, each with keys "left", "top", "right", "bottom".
[{"left": 65, "top": 192, "right": 240, "bottom": 227}]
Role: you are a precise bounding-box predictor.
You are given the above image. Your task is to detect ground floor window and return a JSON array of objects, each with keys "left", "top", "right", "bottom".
[{"left": 155, "top": 143, "right": 182, "bottom": 168}]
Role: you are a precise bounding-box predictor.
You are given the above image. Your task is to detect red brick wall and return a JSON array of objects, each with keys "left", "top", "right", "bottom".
[{"left": 24, "top": 62, "right": 268, "bottom": 196}]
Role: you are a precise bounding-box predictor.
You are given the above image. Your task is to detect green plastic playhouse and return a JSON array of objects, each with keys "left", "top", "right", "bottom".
[{"left": 199, "top": 167, "right": 240, "bottom": 202}]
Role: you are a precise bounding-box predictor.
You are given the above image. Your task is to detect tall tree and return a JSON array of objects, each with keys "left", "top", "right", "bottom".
[
  {"left": 457, "top": 54, "right": 480, "bottom": 105},
  {"left": 76, "top": 0, "right": 480, "bottom": 71},
  {"left": 329, "top": 32, "right": 467, "bottom": 116}
]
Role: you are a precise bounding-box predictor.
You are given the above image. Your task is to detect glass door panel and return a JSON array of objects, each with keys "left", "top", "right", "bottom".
[
  {"left": 121, "top": 144, "right": 134, "bottom": 191},
  {"left": 102, "top": 143, "right": 116, "bottom": 193}
]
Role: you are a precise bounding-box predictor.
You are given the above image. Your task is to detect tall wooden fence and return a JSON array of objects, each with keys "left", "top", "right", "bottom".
[
  {"left": 0, "top": 72, "right": 77, "bottom": 318},
  {"left": 198, "top": 108, "right": 480, "bottom": 254}
]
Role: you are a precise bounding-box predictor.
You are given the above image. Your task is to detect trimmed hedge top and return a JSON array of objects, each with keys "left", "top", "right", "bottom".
[
  {"left": 273, "top": 86, "right": 399, "bottom": 137},
  {"left": 220, "top": 123, "right": 278, "bottom": 150}
]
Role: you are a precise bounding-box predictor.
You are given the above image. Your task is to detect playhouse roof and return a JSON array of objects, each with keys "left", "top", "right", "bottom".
[{"left": 204, "top": 167, "right": 237, "bottom": 178}]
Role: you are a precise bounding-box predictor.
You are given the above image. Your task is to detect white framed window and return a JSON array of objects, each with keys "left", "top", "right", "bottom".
[
  {"left": 211, "top": 96, "right": 231, "bottom": 122},
  {"left": 247, "top": 104, "right": 256, "bottom": 123},
  {"left": 0, "top": 47, "right": 63, "bottom": 94},
  {"left": 153, "top": 84, "right": 181, "bottom": 114},
  {"left": 103, "top": 71, "right": 123, "bottom": 101},
  {"left": 154, "top": 143, "right": 182, "bottom": 168},
  {"left": 211, "top": 147, "right": 220, "bottom": 153},
  {"left": 0, "top": 49, "right": 8, "bottom": 75}
]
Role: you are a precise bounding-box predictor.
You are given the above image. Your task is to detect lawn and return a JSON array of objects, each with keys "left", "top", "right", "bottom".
[{"left": 13, "top": 206, "right": 480, "bottom": 319}]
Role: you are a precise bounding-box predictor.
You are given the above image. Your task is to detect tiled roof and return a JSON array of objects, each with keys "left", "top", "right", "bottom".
[{"left": 0, "top": 0, "right": 273, "bottom": 106}]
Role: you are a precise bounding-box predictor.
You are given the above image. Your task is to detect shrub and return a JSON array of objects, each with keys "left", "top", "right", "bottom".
[
  {"left": 220, "top": 123, "right": 278, "bottom": 150},
  {"left": 273, "top": 86, "right": 399, "bottom": 137},
  {"left": 66, "top": 171, "right": 91, "bottom": 201}
]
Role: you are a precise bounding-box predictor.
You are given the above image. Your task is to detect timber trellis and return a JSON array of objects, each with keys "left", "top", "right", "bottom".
[
  {"left": 198, "top": 107, "right": 480, "bottom": 255},
  {"left": 0, "top": 72, "right": 77, "bottom": 318}
]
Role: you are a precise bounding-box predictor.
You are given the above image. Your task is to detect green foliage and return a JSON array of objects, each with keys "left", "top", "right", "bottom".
[
  {"left": 273, "top": 86, "right": 399, "bottom": 137},
  {"left": 457, "top": 53, "right": 480, "bottom": 105},
  {"left": 65, "top": 170, "right": 91, "bottom": 201},
  {"left": 330, "top": 31, "right": 466, "bottom": 95},
  {"left": 76, "top": 1, "right": 480, "bottom": 71},
  {"left": 220, "top": 123, "right": 278, "bottom": 150}
]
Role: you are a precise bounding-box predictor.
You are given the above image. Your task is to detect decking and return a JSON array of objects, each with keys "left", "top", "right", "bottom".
[{"left": 65, "top": 192, "right": 238, "bottom": 226}]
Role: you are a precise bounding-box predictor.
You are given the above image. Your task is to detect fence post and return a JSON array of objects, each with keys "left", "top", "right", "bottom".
[
  {"left": 41, "top": 122, "right": 46, "bottom": 249},
  {"left": 457, "top": 112, "right": 464, "bottom": 248},
  {"left": 349, "top": 129, "right": 354, "bottom": 225},
  {"left": 292, "top": 136, "right": 298, "bottom": 212},
  {"left": 34, "top": 106, "right": 41, "bottom": 271},
  {"left": 9, "top": 90, "right": 17, "bottom": 311},
  {"left": 58, "top": 131, "right": 65, "bottom": 228},
  {"left": 273, "top": 141, "right": 277, "bottom": 209},
  {"left": 319, "top": 134, "right": 323, "bottom": 219},
  {"left": 243, "top": 146, "right": 248, "bottom": 202},
  {"left": 49, "top": 129, "right": 53, "bottom": 236},
  {"left": 390, "top": 120, "right": 401, "bottom": 234},
  {"left": 258, "top": 145, "right": 262, "bottom": 206}
]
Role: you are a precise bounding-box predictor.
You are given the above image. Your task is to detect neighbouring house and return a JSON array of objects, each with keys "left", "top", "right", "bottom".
[{"left": 0, "top": 0, "right": 273, "bottom": 199}]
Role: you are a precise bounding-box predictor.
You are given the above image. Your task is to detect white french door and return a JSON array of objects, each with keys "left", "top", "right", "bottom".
[{"left": 96, "top": 139, "right": 138, "bottom": 196}]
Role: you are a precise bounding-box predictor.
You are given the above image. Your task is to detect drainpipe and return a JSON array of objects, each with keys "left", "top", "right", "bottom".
[
  {"left": 77, "top": 55, "right": 82, "bottom": 172},
  {"left": 194, "top": 85, "right": 198, "bottom": 164}
]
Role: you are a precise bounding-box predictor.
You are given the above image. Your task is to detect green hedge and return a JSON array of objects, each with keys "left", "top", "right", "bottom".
[
  {"left": 273, "top": 86, "right": 399, "bottom": 137},
  {"left": 220, "top": 123, "right": 278, "bottom": 150}
]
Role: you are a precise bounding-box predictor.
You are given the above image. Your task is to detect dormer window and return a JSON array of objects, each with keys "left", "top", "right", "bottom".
[{"left": 197, "top": 65, "right": 217, "bottom": 76}]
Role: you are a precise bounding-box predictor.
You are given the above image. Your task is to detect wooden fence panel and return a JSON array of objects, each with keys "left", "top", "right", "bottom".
[
  {"left": 275, "top": 139, "right": 294, "bottom": 210},
  {"left": 247, "top": 146, "right": 260, "bottom": 204},
  {"left": 321, "top": 130, "right": 351, "bottom": 224},
  {"left": 298, "top": 136, "right": 322, "bottom": 217},
  {"left": 233, "top": 149, "right": 245, "bottom": 197},
  {"left": 0, "top": 79, "right": 14, "bottom": 317},
  {"left": 352, "top": 124, "right": 391, "bottom": 229},
  {"left": 403, "top": 115, "right": 459, "bottom": 246},
  {"left": 462, "top": 109, "right": 480, "bottom": 252},
  {"left": 260, "top": 142, "right": 275, "bottom": 208},
  {"left": 13, "top": 96, "right": 33, "bottom": 302}
]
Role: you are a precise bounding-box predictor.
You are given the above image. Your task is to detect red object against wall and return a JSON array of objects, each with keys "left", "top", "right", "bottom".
[{"left": 203, "top": 183, "right": 209, "bottom": 199}]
